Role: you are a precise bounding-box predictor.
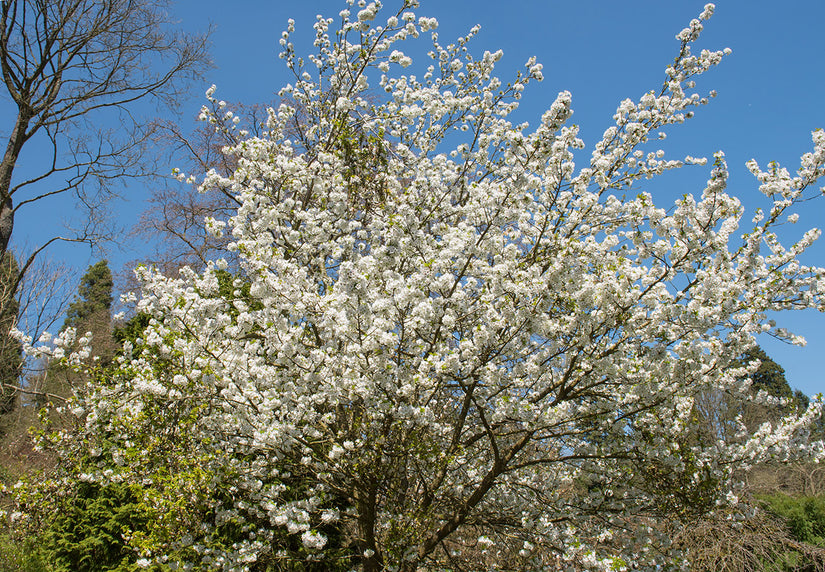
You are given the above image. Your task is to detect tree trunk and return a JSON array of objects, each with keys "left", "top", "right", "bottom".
[
  {"left": 0, "top": 194, "right": 13, "bottom": 257},
  {"left": 0, "top": 111, "right": 30, "bottom": 256},
  {"left": 357, "top": 478, "right": 385, "bottom": 572}
]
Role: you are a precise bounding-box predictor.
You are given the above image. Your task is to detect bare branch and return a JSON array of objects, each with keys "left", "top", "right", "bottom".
[{"left": 0, "top": 0, "right": 212, "bottom": 260}]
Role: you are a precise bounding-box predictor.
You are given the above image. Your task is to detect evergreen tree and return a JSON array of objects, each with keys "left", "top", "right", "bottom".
[
  {"left": 732, "top": 345, "right": 816, "bottom": 426},
  {"left": 736, "top": 346, "right": 794, "bottom": 401},
  {"left": 0, "top": 252, "right": 20, "bottom": 419},
  {"left": 62, "top": 260, "right": 113, "bottom": 333},
  {"left": 47, "top": 261, "right": 115, "bottom": 392}
]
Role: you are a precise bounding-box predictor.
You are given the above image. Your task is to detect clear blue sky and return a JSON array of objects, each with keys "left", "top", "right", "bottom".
[{"left": 9, "top": 1, "right": 825, "bottom": 395}]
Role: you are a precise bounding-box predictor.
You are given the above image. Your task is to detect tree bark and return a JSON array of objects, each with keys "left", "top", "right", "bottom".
[
  {"left": 357, "top": 478, "right": 385, "bottom": 572},
  {"left": 0, "top": 111, "right": 30, "bottom": 256}
]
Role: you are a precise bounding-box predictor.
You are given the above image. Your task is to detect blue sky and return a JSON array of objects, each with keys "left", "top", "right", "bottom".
[{"left": 8, "top": 1, "right": 825, "bottom": 395}]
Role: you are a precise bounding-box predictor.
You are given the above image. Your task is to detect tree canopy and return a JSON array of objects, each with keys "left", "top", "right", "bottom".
[{"left": 9, "top": 2, "right": 825, "bottom": 571}]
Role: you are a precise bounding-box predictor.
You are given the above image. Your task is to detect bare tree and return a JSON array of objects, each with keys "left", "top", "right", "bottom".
[
  {"left": 121, "top": 100, "right": 276, "bottom": 284},
  {"left": 0, "top": 0, "right": 211, "bottom": 281},
  {"left": 15, "top": 253, "right": 75, "bottom": 340},
  {"left": 0, "top": 251, "right": 74, "bottom": 479},
  {"left": 0, "top": 250, "right": 74, "bottom": 396}
]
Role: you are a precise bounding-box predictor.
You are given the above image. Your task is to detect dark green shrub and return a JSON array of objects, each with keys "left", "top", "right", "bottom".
[{"left": 39, "top": 481, "right": 150, "bottom": 572}]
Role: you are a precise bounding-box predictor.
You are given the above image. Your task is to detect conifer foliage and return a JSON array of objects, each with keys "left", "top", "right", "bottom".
[
  {"left": 737, "top": 346, "right": 793, "bottom": 401},
  {"left": 0, "top": 252, "right": 20, "bottom": 420},
  {"left": 62, "top": 261, "right": 113, "bottom": 333}
]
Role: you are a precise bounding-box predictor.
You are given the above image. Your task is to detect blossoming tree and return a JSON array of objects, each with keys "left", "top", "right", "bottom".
[{"left": 14, "top": 1, "right": 825, "bottom": 570}]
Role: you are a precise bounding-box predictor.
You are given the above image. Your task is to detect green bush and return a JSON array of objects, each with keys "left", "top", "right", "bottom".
[
  {"left": 759, "top": 493, "right": 825, "bottom": 545},
  {"left": 38, "top": 481, "right": 151, "bottom": 572}
]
